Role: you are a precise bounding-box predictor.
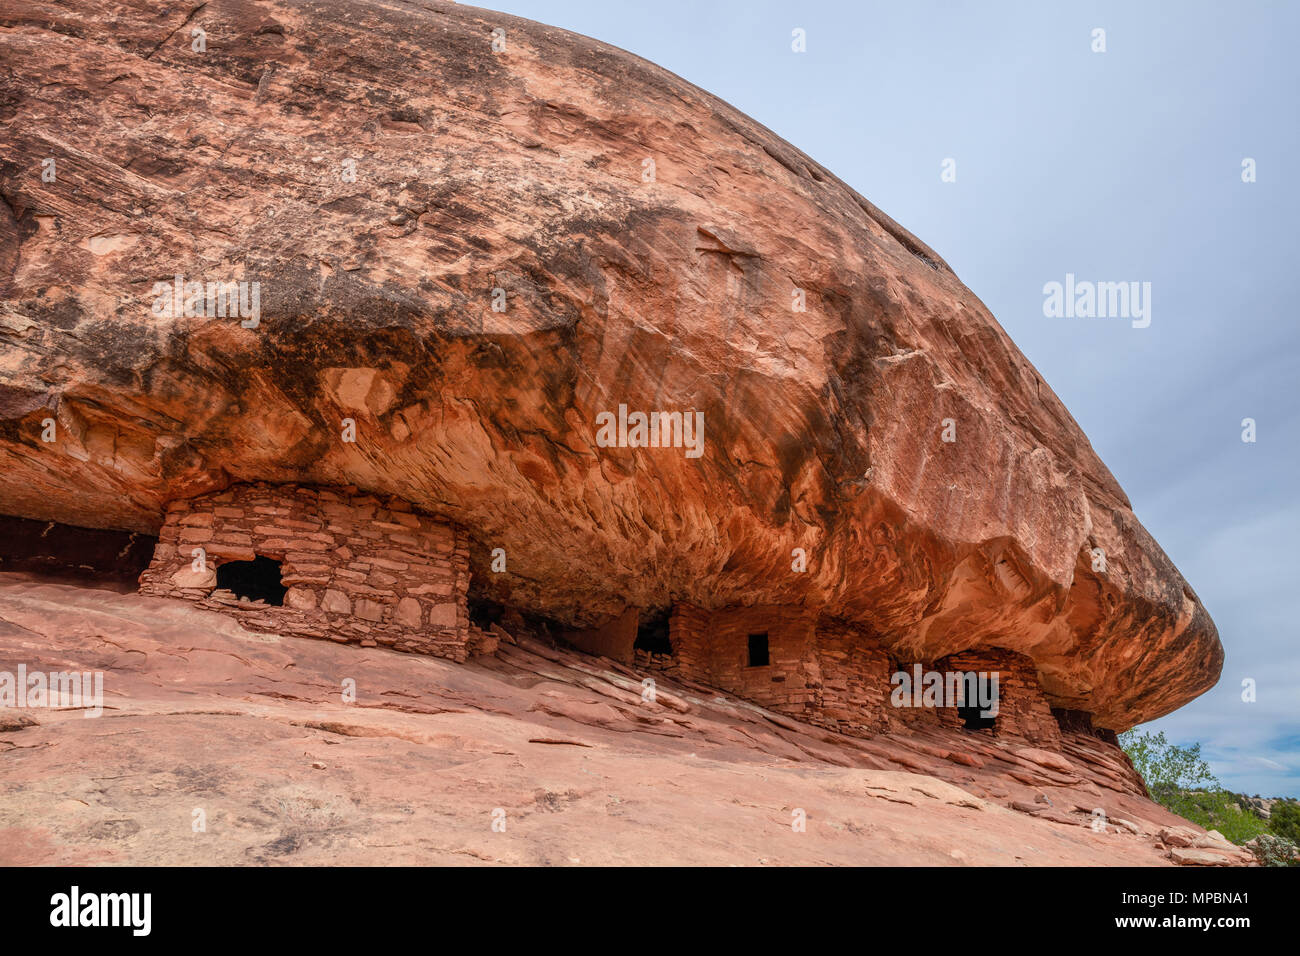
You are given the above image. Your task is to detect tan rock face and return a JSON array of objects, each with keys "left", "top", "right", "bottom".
[{"left": 0, "top": 0, "right": 1220, "bottom": 728}]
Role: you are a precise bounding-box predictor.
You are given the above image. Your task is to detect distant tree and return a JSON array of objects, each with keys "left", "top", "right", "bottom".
[{"left": 1119, "top": 730, "right": 1217, "bottom": 801}]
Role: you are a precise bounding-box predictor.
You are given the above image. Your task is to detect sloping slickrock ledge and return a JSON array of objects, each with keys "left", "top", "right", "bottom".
[
  {"left": 0, "top": 0, "right": 1221, "bottom": 729},
  {"left": 0, "top": 577, "right": 1250, "bottom": 866}
]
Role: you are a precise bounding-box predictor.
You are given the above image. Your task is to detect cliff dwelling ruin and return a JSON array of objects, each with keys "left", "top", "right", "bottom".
[
  {"left": 0, "top": 0, "right": 1223, "bottom": 790},
  {"left": 136, "top": 483, "right": 486, "bottom": 662},
  {"left": 1, "top": 479, "right": 1087, "bottom": 750},
  {"left": 0, "top": 480, "right": 1058, "bottom": 748}
]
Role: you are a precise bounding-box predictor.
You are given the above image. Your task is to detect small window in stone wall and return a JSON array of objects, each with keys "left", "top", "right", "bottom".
[
  {"left": 215, "top": 555, "right": 287, "bottom": 606},
  {"left": 747, "top": 632, "right": 769, "bottom": 667}
]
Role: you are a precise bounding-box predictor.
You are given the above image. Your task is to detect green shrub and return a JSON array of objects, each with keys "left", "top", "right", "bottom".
[
  {"left": 1248, "top": 833, "right": 1300, "bottom": 867},
  {"left": 1118, "top": 729, "right": 1268, "bottom": 845},
  {"left": 1268, "top": 800, "right": 1300, "bottom": 843},
  {"left": 1174, "top": 789, "right": 1269, "bottom": 844}
]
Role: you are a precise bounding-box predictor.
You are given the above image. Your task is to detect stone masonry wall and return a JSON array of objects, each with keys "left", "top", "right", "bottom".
[
  {"left": 809, "top": 621, "right": 893, "bottom": 736},
  {"left": 668, "top": 605, "right": 1060, "bottom": 747},
  {"left": 934, "top": 649, "right": 1062, "bottom": 749},
  {"left": 881, "top": 648, "right": 1062, "bottom": 748},
  {"left": 139, "top": 482, "right": 473, "bottom": 661},
  {"left": 668, "top": 605, "right": 891, "bottom": 735},
  {"left": 669, "top": 604, "right": 820, "bottom": 717}
]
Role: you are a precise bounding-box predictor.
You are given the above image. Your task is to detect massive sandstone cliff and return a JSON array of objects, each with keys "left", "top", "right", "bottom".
[{"left": 0, "top": 0, "right": 1221, "bottom": 729}]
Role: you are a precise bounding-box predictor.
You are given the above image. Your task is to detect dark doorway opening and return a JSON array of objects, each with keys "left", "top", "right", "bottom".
[
  {"left": 747, "top": 632, "right": 770, "bottom": 667},
  {"left": 215, "top": 556, "right": 286, "bottom": 606},
  {"left": 468, "top": 595, "right": 506, "bottom": 630},
  {"left": 633, "top": 607, "right": 672, "bottom": 655},
  {"left": 956, "top": 674, "right": 997, "bottom": 731},
  {"left": 0, "top": 514, "right": 157, "bottom": 590}
]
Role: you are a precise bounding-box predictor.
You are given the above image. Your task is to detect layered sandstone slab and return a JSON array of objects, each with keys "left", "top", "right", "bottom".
[
  {"left": 0, "top": 576, "right": 1251, "bottom": 866},
  {"left": 0, "top": 0, "right": 1220, "bottom": 728}
]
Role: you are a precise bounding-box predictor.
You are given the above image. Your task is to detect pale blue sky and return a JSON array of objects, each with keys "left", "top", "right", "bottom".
[{"left": 488, "top": 0, "right": 1300, "bottom": 796}]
